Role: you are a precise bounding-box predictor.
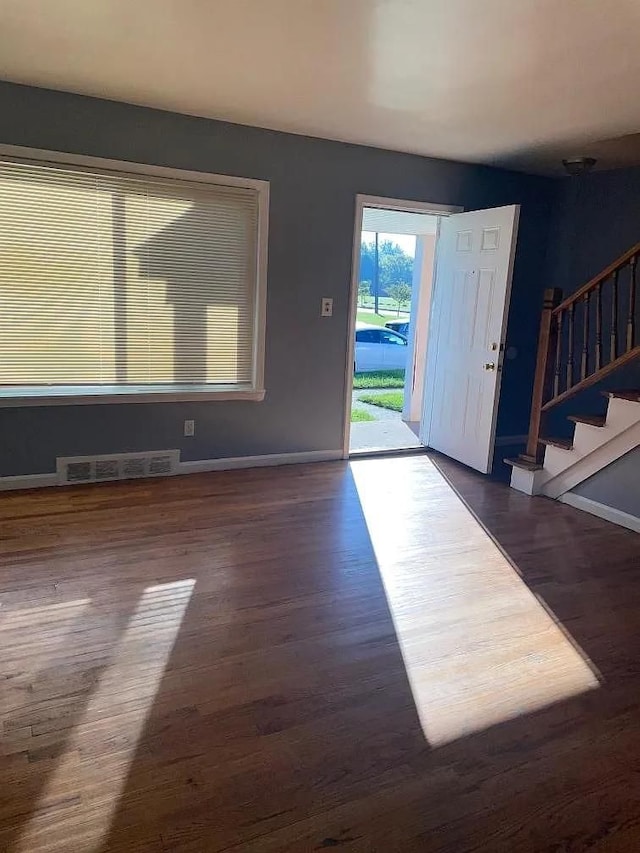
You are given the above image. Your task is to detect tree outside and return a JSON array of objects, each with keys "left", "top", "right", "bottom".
[
  {"left": 360, "top": 237, "right": 414, "bottom": 299},
  {"left": 358, "top": 280, "right": 370, "bottom": 307},
  {"left": 387, "top": 282, "right": 412, "bottom": 316},
  {"left": 380, "top": 248, "right": 413, "bottom": 291}
]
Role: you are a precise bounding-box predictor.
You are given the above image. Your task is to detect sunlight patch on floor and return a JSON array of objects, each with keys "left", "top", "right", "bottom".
[
  {"left": 351, "top": 456, "right": 601, "bottom": 747},
  {"left": 0, "top": 597, "right": 91, "bottom": 675},
  {"left": 16, "top": 579, "right": 195, "bottom": 852},
  {"left": 0, "top": 597, "right": 91, "bottom": 625}
]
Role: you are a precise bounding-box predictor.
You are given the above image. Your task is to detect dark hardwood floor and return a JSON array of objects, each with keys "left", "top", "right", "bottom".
[{"left": 1, "top": 454, "right": 639, "bottom": 852}]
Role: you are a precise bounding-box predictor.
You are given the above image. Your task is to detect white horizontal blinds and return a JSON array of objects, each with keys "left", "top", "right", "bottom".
[
  {"left": 0, "top": 164, "right": 109, "bottom": 384},
  {"left": 0, "top": 160, "right": 259, "bottom": 387}
]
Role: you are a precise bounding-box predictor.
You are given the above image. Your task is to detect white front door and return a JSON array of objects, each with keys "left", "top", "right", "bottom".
[{"left": 420, "top": 205, "right": 520, "bottom": 473}]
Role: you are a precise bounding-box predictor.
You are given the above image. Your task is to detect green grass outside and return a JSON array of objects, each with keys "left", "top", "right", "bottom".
[
  {"left": 356, "top": 311, "right": 388, "bottom": 327},
  {"left": 353, "top": 370, "right": 405, "bottom": 390},
  {"left": 351, "top": 407, "right": 377, "bottom": 422},
  {"left": 358, "top": 391, "right": 404, "bottom": 412}
]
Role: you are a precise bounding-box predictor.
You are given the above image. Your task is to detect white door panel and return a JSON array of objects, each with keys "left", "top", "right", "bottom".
[{"left": 420, "top": 205, "right": 519, "bottom": 473}]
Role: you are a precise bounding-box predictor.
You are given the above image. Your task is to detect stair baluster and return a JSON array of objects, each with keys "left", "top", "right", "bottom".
[
  {"left": 566, "top": 303, "right": 575, "bottom": 388},
  {"left": 554, "top": 311, "right": 562, "bottom": 398},
  {"left": 628, "top": 254, "right": 637, "bottom": 351},
  {"left": 611, "top": 269, "right": 619, "bottom": 361},
  {"left": 581, "top": 292, "right": 590, "bottom": 381},
  {"left": 595, "top": 280, "right": 602, "bottom": 370}
]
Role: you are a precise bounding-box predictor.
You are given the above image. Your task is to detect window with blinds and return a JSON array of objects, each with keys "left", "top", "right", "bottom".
[{"left": 0, "top": 156, "right": 267, "bottom": 400}]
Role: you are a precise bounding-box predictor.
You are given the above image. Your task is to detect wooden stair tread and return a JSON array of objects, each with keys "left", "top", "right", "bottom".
[
  {"left": 504, "top": 457, "right": 542, "bottom": 472},
  {"left": 602, "top": 389, "right": 640, "bottom": 402},
  {"left": 567, "top": 414, "right": 607, "bottom": 427},
  {"left": 540, "top": 436, "right": 573, "bottom": 450}
]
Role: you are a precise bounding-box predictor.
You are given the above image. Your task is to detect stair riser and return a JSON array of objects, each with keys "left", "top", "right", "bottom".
[
  {"left": 509, "top": 466, "right": 545, "bottom": 495},
  {"left": 572, "top": 424, "right": 612, "bottom": 456},
  {"left": 605, "top": 397, "right": 640, "bottom": 429},
  {"left": 543, "top": 445, "right": 574, "bottom": 477}
]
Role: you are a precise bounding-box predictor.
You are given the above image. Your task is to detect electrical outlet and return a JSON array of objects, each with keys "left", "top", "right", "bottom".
[
  {"left": 184, "top": 419, "right": 195, "bottom": 437},
  {"left": 321, "top": 297, "right": 333, "bottom": 317}
]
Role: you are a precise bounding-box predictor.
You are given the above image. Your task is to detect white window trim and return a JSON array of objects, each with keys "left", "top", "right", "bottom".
[{"left": 0, "top": 145, "right": 269, "bottom": 407}]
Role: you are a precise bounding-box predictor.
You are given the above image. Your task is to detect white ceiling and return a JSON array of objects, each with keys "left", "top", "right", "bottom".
[{"left": 1, "top": 0, "right": 640, "bottom": 173}]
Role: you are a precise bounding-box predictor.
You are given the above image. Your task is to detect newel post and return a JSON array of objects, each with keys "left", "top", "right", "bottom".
[{"left": 524, "top": 287, "right": 563, "bottom": 462}]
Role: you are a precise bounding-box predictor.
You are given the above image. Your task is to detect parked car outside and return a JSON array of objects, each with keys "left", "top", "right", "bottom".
[
  {"left": 385, "top": 320, "right": 410, "bottom": 337},
  {"left": 354, "top": 322, "right": 408, "bottom": 371}
]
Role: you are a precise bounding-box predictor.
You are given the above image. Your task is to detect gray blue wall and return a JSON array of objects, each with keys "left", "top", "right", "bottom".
[
  {"left": 547, "top": 166, "right": 640, "bottom": 293},
  {"left": 573, "top": 446, "right": 640, "bottom": 518},
  {"left": 0, "top": 83, "right": 558, "bottom": 477},
  {"left": 543, "top": 167, "right": 640, "bottom": 437}
]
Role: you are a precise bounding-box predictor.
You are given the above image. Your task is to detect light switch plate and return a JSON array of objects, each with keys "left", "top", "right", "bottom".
[{"left": 321, "top": 297, "right": 333, "bottom": 317}]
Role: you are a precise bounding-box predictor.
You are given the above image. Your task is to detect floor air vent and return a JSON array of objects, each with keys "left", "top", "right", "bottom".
[{"left": 57, "top": 450, "right": 180, "bottom": 485}]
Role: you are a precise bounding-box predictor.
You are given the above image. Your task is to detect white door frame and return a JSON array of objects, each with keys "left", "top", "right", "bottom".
[
  {"left": 343, "top": 194, "right": 462, "bottom": 458},
  {"left": 403, "top": 232, "right": 439, "bottom": 424}
]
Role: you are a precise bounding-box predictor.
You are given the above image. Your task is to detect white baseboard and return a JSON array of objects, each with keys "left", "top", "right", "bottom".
[
  {"left": 0, "top": 473, "right": 58, "bottom": 492},
  {"left": 179, "top": 449, "right": 343, "bottom": 474},
  {"left": 559, "top": 492, "right": 640, "bottom": 534},
  {"left": 495, "top": 434, "right": 528, "bottom": 447},
  {"left": 0, "top": 449, "right": 344, "bottom": 493}
]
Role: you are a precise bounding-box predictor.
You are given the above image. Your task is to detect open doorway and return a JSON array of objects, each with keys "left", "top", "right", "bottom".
[
  {"left": 345, "top": 197, "right": 459, "bottom": 456},
  {"left": 344, "top": 197, "right": 521, "bottom": 474}
]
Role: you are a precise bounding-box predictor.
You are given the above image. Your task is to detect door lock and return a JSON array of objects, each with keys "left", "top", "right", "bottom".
[{"left": 483, "top": 362, "right": 496, "bottom": 371}]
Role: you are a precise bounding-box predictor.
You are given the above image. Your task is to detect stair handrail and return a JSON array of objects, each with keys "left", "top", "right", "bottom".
[{"left": 552, "top": 240, "right": 640, "bottom": 315}]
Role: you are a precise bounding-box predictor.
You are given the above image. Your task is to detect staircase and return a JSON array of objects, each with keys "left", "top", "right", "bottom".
[
  {"left": 509, "top": 389, "right": 640, "bottom": 496},
  {"left": 507, "top": 241, "right": 640, "bottom": 497}
]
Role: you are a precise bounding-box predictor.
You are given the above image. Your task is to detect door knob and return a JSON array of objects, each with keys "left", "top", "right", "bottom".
[{"left": 483, "top": 362, "right": 496, "bottom": 371}]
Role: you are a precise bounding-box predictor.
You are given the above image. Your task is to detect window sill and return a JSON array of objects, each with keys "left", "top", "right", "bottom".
[{"left": 0, "top": 385, "right": 266, "bottom": 407}]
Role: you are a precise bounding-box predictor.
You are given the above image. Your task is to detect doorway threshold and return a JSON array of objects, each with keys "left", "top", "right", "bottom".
[
  {"left": 349, "top": 418, "right": 422, "bottom": 455},
  {"left": 349, "top": 446, "right": 426, "bottom": 460}
]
